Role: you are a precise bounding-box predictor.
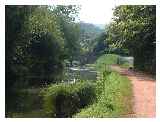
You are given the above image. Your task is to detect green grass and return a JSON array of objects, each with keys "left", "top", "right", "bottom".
[
  {"left": 120, "top": 62, "right": 133, "bottom": 68},
  {"left": 74, "top": 71, "right": 133, "bottom": 117},
  {"left": 95, "top": 54, "right": 133, "bottom": 70},
  {"left": 73, "top": 54, "right": 133, "bottom": 117},
  {"left": 95, "top": 54, "right": 119, "bottom": 72}
]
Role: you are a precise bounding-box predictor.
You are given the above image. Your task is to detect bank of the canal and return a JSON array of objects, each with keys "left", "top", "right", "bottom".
[{"left": 8, "top": 54, "right": 133, "bottom": 118}]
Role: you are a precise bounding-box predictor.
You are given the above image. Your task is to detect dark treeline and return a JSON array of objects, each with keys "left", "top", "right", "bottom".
[
  {"left": 5, "top": 5, "right": 81, "bottom": 112},
  {"left": 106, "top": 5, "right": 156, "bottom": 74}
]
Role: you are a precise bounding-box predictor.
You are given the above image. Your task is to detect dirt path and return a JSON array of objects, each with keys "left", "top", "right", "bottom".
[{"left": 111, "top": 65, "right": 156, "bottom": 118}]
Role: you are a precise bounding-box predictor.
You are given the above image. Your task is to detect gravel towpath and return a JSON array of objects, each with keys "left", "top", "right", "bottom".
[{"left": 111, "top": 65, "right": 156, "bottom": 118}]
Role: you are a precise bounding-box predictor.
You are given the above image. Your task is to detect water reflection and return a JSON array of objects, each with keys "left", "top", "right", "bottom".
[{"left": 62, "top": 66, "right": 97, "bottom": 83}]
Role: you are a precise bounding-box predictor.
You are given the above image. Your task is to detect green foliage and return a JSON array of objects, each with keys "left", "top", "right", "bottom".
[
  {"left": 40, "top": 82, "right": 96, "bottom": 117},
  {"left": 94, "top": 54, "right": 133, "bottom": 71},
  {"left": 92, "top": 32, "right": 108, "bottom": 56},
  {"left": 5, "top": 5, "right": 37, "bottom": 113},
  {"left": 7, "top": 110, "right": 46, "bottom": 118},
  {"left": 52, "top": 5, "right": 81, "bottom": 63},
  {"left": 52, "top": 5, "right": 80, "bottom": 22},
  {"left": 74, "top": 72, "right": 132, "bottom": 117},
  {"left": 26, "top": 33, "right": 64, "bottom": 85},
  {"left": 95, "top": 54, "right": 119, "bottom": 72},
  {"left": 77, "top": 82, "right": 96, "bottom": 107},
  {"left": 6, "top": 5, "right": 81, "bottom": 87},
  {"left": 107, "top": 5, "right": 156, "bottom": 74},
  {"left": 62, "top": 22, "right": 81, "bottom": 63},
  {"left": 6, "top": 5, "right": 137, "bottom": 118},
  {"left": 6, "top": 88, "right": 43, "bottom": 117},
  {"left": 5, "top": 5, "right": 81, "bottom": 114},
  {"left": 24, "top": 7, "right": 65, "bottom": 84},
  {"left": 120, "top": 62, "right": 132, "bottom": 68},
  {"left": 79, "top": 22, "right": 103, "bottom": 52}
]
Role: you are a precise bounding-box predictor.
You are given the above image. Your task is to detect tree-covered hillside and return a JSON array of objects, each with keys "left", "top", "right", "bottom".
[{"left": 79, "top": 22, "right": 104, "bottom": 52}]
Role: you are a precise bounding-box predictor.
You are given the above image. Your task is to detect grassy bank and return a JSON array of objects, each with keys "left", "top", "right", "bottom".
[
  {"left": 95, "top": 54, "right": 119, "bottom": 72},
  {"left": 74, "top": 71, "right": 133, "bottom": 117},
  {"left": 95, "top": 54, "right": 133, "bottom": 72},
  {"left": 74, "top": 54, "right": 133, "bottom": 117}
]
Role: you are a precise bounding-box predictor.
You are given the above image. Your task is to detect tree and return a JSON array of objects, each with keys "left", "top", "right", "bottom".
[
  {"left": 6, "top": 5, "right": 82, "bottom": 113},
  {"left": 24, "top": 6, "right": 65, "bottom": 85},
  {"left": 52, "top": 5, "right": 81, "bottom": 65},
  {"left": 5, "top": 5, "right": 37, "bottom": 112},
  {"left": 79, "top": 22, "right": 103, "bottom": 52},
  {"left": 6, "top": 5, "right": 82, "bottom": 114},
  {"left": 93, "top": 32, "right": 108, "bottom": 56},
  {"left": 107, "top": 5, "right": 156, "bottom": 73},
  {"left": 6, "top": 5, "right": 81, "bottom": 87}
]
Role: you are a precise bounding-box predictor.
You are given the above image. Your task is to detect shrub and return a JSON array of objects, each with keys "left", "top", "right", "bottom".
[
  {"left": 40, "top": 82, "right": 96, "bottom": 117},
  {"left": 76, "top": 83, "right": 96, "bottom": 107},
  {"left": 54, "top": 91, "right": 80, "bottom": 117}
]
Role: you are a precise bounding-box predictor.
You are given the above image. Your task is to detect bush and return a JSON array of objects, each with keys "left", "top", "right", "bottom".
[
  {"left": 77, "top": 83, "right": 96, "bottom": 107},
  {"left": 53, "top": 91, "right": 80, "bottom": 117},
  {"left": 40, "top": 82, "right": 96, "bottom": 117}
]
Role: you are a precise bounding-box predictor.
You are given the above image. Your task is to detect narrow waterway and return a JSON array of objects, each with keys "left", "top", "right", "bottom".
[{"left": 62, "top": 65, "right": 97, "bottom": 83}]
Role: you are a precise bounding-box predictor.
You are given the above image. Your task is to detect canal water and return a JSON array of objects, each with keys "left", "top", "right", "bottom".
[{"left": 62, "top": 66, "right": 97, "bottom": 83}]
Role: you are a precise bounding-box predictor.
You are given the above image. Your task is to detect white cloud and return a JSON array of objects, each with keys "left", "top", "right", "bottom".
[{"left": 79, "top": 0, "right": 115, "bottom": 24}]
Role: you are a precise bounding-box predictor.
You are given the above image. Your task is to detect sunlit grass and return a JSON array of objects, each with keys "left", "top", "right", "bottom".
[
  {"left": 74, "top": 72, "right": 133, "bottom": 117},
  {"left": 95, "top": 54, "right": 119, "bottom": 72}
]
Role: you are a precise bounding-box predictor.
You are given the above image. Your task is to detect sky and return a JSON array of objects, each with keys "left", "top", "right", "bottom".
[{"left": 79, "top": 0, "right": 116, "bottom": 25}]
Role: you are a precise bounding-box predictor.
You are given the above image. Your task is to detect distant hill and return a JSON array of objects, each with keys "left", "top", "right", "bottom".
[
  {"left": 79, "top": 22, "right": 104, "bottom": 51},
  {"left": 79, "top": 22, "right": 103, "bottom": 36},
  {"left": 95, "top": 24, "right": 105, "bottom": 30}
]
